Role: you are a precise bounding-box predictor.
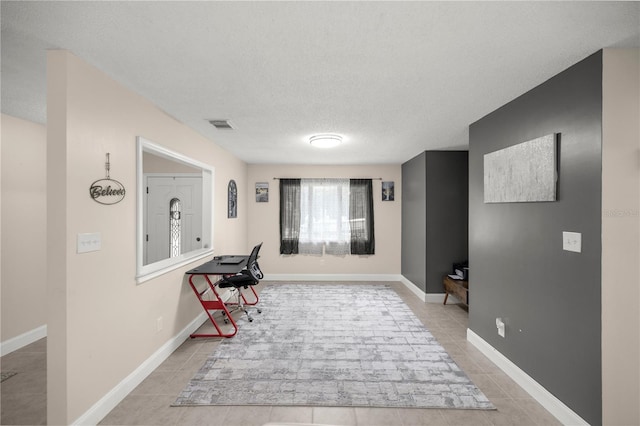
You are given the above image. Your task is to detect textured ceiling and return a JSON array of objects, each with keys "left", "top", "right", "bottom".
[{"left": 2, "top": 1, "right": 639, "bottom": 165}]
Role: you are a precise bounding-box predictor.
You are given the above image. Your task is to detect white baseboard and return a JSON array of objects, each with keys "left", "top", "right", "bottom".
[
  {"left": 398, "top": 276, "right": 448, "bottom": 304},
  {"left": 263, "top": 274, "right": 447, "bottom": 305},
  {"left": 72, "top": 312, "right": 208, "bottom": 426},
  {"left": 263, "top": 273, "right": 403, "bottom": 282},
  {"left": 398, "top": 276, "right": 427, "bottom": 301},
  {"left": 467, "top": 329, "right": 588, "bottom": 426},
  {"left": 0, "top": 324, "right": 47, "bottom": 356}
]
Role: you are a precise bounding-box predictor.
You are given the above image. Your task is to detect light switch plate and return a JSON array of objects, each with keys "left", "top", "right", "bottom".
[
  {"left": 77, "top": 232, "right": 101, "bottom": 253},
  {"left": 562, "top": 231, "right": 581, "bottom": 253}
]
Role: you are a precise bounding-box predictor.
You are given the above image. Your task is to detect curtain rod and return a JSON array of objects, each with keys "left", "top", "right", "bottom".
[{"left": 272, "top": 177, "right": 383, "bottom": 180}]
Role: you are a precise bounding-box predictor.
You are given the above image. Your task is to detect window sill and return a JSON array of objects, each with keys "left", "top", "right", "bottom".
[{"left": 136, "top": 249, "right": 213, "bottom": 284}]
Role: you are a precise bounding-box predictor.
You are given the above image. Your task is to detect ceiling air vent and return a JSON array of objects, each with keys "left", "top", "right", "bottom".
[{"left": 208, "top": 119, "right": 234, "bottom": 130}]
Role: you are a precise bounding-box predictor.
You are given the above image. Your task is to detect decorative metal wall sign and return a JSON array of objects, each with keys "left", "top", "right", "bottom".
[
  {"left": 484, "top": 134, "right": 557, "bottom": 203},
  {"left": 90, "top": 153, "right": 126, "bottom": 205},
  {"left": 228, "top": 180, "right": 237, "bottom": 218}
]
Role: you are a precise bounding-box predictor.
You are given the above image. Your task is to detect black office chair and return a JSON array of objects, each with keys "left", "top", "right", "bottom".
[{"left": 217, "top": 242, "right": 263, "bottom": 322}]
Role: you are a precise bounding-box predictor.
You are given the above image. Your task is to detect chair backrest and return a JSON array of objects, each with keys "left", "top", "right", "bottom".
[
  {"left": 246, "top": 242, "right": 264, "bottom": 281},
  {"left": 247, "top": 242, "right": 262, "bottom": 264}
]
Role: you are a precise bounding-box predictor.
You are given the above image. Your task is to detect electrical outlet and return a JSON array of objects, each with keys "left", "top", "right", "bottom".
[
  {"left": 496, "top": 318, "right": 506, "bottom": 338},
  {"left": 156, "top": 317, "right": 163, "bottom": 332},
  {"left": 563, "top": 231, "right": 582, "bottom": 253},
  {"left": 77, "top": 232, "right": 101, "bottom": 253}
]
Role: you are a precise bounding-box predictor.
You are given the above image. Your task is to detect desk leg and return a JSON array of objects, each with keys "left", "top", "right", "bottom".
[{"left": 188, "top": 275, "right": 238, "bottom": 338}]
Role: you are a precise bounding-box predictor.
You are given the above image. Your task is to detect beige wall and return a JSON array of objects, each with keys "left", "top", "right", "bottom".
[
  {"left": 247, "top": 164, "right": 402, "bottom": 276},
  {"left": 142, "top": 151, "right": 201, "bottom": 174},
  {"left": 602, "top": 48, "right": 640, "bottom": 425},
  {"left": 42, "top": 50, "right": 401, "bottom": 424},
  {"left": 46, "top": 50, "right": 248, "bottom": 424},
  {"left": 1, "top": 114, "right": 47, "bottom": 342}
]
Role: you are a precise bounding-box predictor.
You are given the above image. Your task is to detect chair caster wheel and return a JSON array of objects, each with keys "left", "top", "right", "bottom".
[
  {"left": 248, "top": 317, "right": 254, "bottom": 322},
  {"left": 257, "top": 309, "right": 262, "bottom": 314}
]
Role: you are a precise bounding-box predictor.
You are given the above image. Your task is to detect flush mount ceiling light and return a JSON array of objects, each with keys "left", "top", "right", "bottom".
[{"left": 309, "top": 134, "right": 343, "bottom": 148}]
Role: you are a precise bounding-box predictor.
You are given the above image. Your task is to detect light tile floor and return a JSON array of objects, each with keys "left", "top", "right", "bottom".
[
  {"left": 0, "top": 336, "right": 47, "bottom": 425},
  {"left": 1, "top": 282, "right": 561, "bottom": 425}
]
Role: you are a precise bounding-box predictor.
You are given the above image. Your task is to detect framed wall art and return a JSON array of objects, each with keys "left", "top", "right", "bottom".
[
  {"left": 228, "top": 180, "right": 237, "bottom": 218},
  {"left": 382, "top": 181, "right": 395, "bottom": 201},
  {"left": 255, "top": 182, "right": 269, "bottom": 202}
]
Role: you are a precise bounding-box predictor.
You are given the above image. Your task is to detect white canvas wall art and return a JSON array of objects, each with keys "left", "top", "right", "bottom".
[{"left": 484, "top": 134, "right": 557, "bottom": 203}]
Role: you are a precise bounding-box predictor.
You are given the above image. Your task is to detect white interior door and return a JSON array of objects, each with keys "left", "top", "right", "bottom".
[{"left": 145, "top": 175, "right": 203, "bottom": 265}]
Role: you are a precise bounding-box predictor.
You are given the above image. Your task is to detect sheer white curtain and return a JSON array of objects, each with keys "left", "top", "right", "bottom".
[{"left": 298, "top": 178, "right": 351, "bottom": 255}]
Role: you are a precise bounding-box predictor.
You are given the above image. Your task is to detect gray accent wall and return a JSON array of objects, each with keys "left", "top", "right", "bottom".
[
  {"left": 468, "top": 51, "right": 602, "bottom": 424},
  {"left": 402, "top": 151, "right": 469, "bottom": 294},
  {"left": 402, "top": 152, "right": 427, "bottom": 292}
]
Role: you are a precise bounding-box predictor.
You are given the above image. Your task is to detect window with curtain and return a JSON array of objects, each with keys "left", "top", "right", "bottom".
[{"left": 280, "top": 178, "right": 375, "bottom": 255}]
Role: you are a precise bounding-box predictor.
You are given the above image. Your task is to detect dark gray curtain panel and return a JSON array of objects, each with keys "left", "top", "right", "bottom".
[
  {"left": 279, "top": 179, "right": 301, "bottom": 254},
  {"left": 349, "top": 179, "right": 375, "bottom": 255}
]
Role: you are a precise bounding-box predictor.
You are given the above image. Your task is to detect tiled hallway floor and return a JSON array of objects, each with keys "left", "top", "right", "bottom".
[
  {"left": 0, "top": 337, "right": 47, "bottom": 425},
  {"left": 1, "top": 282, "right": 561, "bottom": 425}
]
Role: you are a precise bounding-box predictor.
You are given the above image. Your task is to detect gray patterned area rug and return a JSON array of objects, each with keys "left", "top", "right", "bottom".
[{"left": 173, "top": 283, "right": 494, "bottom": 410}]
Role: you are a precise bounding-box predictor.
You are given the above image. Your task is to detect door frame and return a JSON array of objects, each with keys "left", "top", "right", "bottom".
[{"left": 144, "top": 173, "right": 203, "bottom": 265}]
